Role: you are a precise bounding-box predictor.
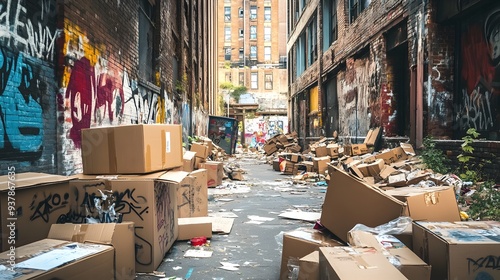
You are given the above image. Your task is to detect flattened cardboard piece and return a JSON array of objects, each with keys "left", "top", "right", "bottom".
[{"left": 211, "top": 217, "right": 234, "bottom": 234}]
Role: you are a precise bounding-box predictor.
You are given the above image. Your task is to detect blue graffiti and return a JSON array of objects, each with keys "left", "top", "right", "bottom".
[{"left": 0, "top": 48, "right": 43, "bottom": 160}]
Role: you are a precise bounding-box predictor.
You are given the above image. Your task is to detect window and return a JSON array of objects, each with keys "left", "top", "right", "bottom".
[
  {"left": 264, "top": 46, "right": 271, "bottom": 61},
  {"left": 238, "top": 7, "right": 244, "bottom": 17},
  {"left": 250, "top": 45, "right": 257, "bottom": 59},
  {"left": 264, "top": 7, "right": 271, "bottom": 21},
  {"left": 239, "top": 72, "right": 245, "bottom": 86},
  {"left": 139, "top": 0, "right": 158, "bottom": 82},
  {"left": 265, "top": 73, "right": 273, "bottom": 90},
  {"left": 225, "top": 47, "right": 231, "bottom": 60},
  {"left": 225, "top": 72, "right": 232, "bottom": 82},
  {"left": 224, "top": 7, "right": 231, "bottom": 21},
  {"left": 239, "top": 29, "right": 244, "bottom": 38},
  {"left": 264, "top": 27, "right": 271, "bottom": 42},
  {"left": 239, "top": 48, "right": 244, "bottom": 60},
  {"left": 308, "top": 18, "right": 317, "bottom": 65},
  {"left": 350, "top": 0, "right": 367, "bottom": 23},
  {"left": 250, "top": 25, "right": 257, "bottom": 40},
  {"left": 251, "top": 72, "right": 258, "bottom": 89},
  {"left": 250, "top": 6, "right": 257, "bottom": 20},
  {"left": 225, "top": 27, "right": 231, "bottom": 41},
  {"left": 331, "top": 0, "right": 338, "bottom": 43}
]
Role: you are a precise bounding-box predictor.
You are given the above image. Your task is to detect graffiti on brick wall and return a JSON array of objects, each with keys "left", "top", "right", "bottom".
[
  {"left": 124, "top": 79, "right": 165, "bottom": 124},
  {"left": 244, "top": 116, "right": 288, "bottom": 145},
  {"left": 459, "top": 9, "right": 500, "bottom": 136},
  {"left": 0, "top": 0, "right": 59, "bottom": 60},
  {"left": 0, "top": 47, "right": 45, "bottom": 160}
]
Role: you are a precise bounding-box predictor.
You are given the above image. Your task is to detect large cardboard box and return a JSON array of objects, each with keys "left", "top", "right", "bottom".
[
  {"left": 200, "top": 161, "right": 223, "bottom": 187},
  {"left": 47, "top": 222, "right": 135, "bottom": 279},
  {"left": 280, "top": 227, "right": 344, "bottom": 280},
  {"left": 348, "top": 230, "right": 431, "bottom": 280},
  {"left": 177, "top": 217, "right": 212, "bottom": 240},
  {"left": 67, "top": 172, "right": 178, "bottom": 272},
  {"left": 412, "top": 221, "right": 500, "bottom": 280},
  {"left": 0, "top": 173, "right": 74, "bottom": 251},
  {"left": 375, "top": 147, "right": 408, "bottom": 164},
  {"left": 313, "top": 156, "right": 330, "bottom": 175},
  {"left": 298, "top": 251, "right": 319, "bottom": 280},
  {"left": 190, "top": 142, "right": 210, "bottom": 159},
  {"left": 0, "top": 239, "right": 114, "bottom": 280},
  {"left": 385, "top": 186, "right": 461, "bottom": 222},
  {"left": 320, "top": 166, "right": 405, "bottom": 243},
  {"left": 176, "top": 169, "right": 208, "bottom": 218},
  {"left": 319, "top": 247, "right": 408, "bottom": 279},
  {"left": 326, "top": 144, "right": 340, "bottom": 158},
  {"left": 81, "top": 124, "right": 183, "bottom": 174}
]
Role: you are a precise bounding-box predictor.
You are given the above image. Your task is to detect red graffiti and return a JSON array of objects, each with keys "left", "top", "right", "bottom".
[
  {"left": 461, "top": 24, "right": 496, "bottom": 94},
  {"left": 66, "top": 57, "right": 94, "bottom": 148},
  {"left": 380, "top": 84, "right": 396, "bottom": 136}
]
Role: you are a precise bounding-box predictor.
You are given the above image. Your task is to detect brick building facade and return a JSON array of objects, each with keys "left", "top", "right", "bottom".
[
  {"left": 0, "top": 0, "right": 218, "bottom": 175},
  {"left": 287, "top": 0, "right": 499, "bottom": 180}
]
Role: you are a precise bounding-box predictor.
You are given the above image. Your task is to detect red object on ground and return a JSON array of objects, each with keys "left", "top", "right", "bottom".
[{"left": 191, "top": 237, "right": 207, "bottom": 246}]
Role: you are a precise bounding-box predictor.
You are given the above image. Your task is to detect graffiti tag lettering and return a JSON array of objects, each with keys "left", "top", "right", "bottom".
[
  {"left": 30, "top": 192, "right": 70, "bottom": 222},
  {"left": 467, "top": 255, "right": 500, "bottom": 274},
  {"left": 457, "top": 87, "right": 494, "bottom": 131}
]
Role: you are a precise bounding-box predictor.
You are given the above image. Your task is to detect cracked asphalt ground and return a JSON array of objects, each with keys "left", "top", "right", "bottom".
[{"left": 136, "top": 154, "right": 327, "bottom": 280}]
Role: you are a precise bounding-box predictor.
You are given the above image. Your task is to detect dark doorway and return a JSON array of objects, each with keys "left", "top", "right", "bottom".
[
  {"left": 324, "top": 76, "right": 339, "bottom": 137},
  {"left": 387, "top": 42, "right": 410, "bottom": 136}
]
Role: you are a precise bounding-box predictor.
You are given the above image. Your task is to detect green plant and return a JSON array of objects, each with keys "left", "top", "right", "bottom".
[
  {"left": 420, "top": 136, "right": 450, "bottom": 174},
  {"left": 456, "top": 128, "right": 488, "bottom": 182},
  {"left": 466, "top": 181, "right": 500, "bottom": 221}
]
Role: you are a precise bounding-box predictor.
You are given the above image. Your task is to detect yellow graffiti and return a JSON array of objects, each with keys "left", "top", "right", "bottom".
[
  {"left": 156, "top": 95, "right": 165, "bottom": 123},
  {"left": 61, "top": 19, "right": 101, "bottom": 87}
]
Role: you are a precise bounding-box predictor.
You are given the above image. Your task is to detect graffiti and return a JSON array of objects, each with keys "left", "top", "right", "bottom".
[
  {"left": 134, "top": 226, "right": 153, "bottom": 266},
  {"left": 113, "top": 188, "right": 149, "bottom": 221},
  {"left": 0, "top": 47, "right": 44, "bottom": 160},
  {"left": 154, "top": 181, "right": 175, "bottom": 256},
  {"left": 178, "top": 182, "right": 194, "bottom": 213},
  {"left": 125, "top": 81, "right": 163, "bottom": 124},
  {"left": 29, "top": 191, "right": 70, "bottom": 222},
  {"left": 467, "top": 255, "right": 500, "bottom": 274},
  {"left": 268, "top": 120, "right": 284, "bottom": 137},
  {"left": 0, "top": 0, "right": 59, "bottom": 60},
  {"left": 457, "top": 86, "right": 494, "bottom": 130}
]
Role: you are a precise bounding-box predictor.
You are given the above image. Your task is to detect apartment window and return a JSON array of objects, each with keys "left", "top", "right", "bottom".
[
  {"left": 239, "top": 72, "right": 245, "bottom": 86},
  {"left": 265, "top": 73, "right": 273, "bottom": 90},
  {"left": 264, "top": 46, "right": 271, "bottom": 61},
  {"left": 250, "top": 45, "right": 257, "bottom": 59},
  {"left": 225, "top": 73, "right": 232, "bottom": 83},
  {"left": 250, "top": 25, "right": 257, "bottom": 40},
  {"left": 308, "top": 18, "right": 317, "bottom": 65},
  {"left": 264, "top": 27, "right": 271, "bottom": 42},
  {"left": 239, "top": 29, "right": 244, "bottom": 38},
  {"left": 250, "top": 6, "right": 257, "bottom": 20},
  {"left": 251, "top": 72, "right": 258, "bottom": 89},
  {"left": 350, "top": 0, "right": 367, "bottom": 23},
  {"left": 139, "top": 0, "right": 158, "bottom": 82},
  {"left": 225, "top": 27, "right": 231, "bottom": 41},
  {"left": 224, "top": 7, "right": 231, "bottom": 21},
  {"left": 239, "top": 48, "right": 244, "bottom": 60},
  {"left": 239, "top": 7, "right": 244, "bottom": 17},
  {"left": 264, "top": 7, "right": 271, "bottom": 21},
  {"left": 331, "top": 0, "right": 338, "bottom": 43},
  {"left": 224, "top": 47, "right": 231, "bottom": 60}
]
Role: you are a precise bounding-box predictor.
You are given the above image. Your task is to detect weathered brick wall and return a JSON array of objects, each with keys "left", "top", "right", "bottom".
[{"left": 0, "top": 0, "right": 59, "bottom": 175}]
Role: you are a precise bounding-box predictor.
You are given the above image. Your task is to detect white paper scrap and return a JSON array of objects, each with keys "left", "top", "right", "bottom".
[{"left": 184, "top": 249, "right": 213, "bottom": 258}]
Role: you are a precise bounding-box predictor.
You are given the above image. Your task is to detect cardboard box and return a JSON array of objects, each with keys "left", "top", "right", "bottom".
[
  {"left": 282, "top": 160, "right": 295, "bottom": 175},
  {"left": 412, "top": 221, "right": 500, "bottom": 280},
  {"left": 319, "top": 247, "right": 408, "bottom": 279},
  {"left": 375, "top": 147, "right": 408, "bottom": 165},
  {"left": 298, "top": 251, "right": 319, "bottom": 280},
  {"left": 313, "top": 156, "right": 330, "bottom": 175},
  {"left": 364, "top": 127, "right": 381, "bottom": 146},
  {"left": 385, "top": 186, "right": 461, "bottom": 222},
  {"left": 290, "top": 153, "right": 301, "bottom": 163},
  {"left": 0, "top": 172, "right": 74, "bottom": 251},
  {"left": 195, "top": 157, "right": 205, "bottom": 169},
  {"left": 320, "top": 166, "right": 405, "bottom": 243},
  {"left": 177, "top": 217, "right": 212, "bottom": 240},
  {"left": 314, "top": 146, "right": 328, "bottom": 157},
  {"left": 280, "top": 227, "right": 344, "bottom": 280},
  {"left": 357, "top": 159, "right": 385, "bottom": 177},
  {"left": 0, "top": 239, "right": 114, "bottom": 280},
  {"left": 351, "top": 143, "right": 369, "bottom": 155},
  {"left": 47, "top": 222, "right": 135, "bottom": 279},
  {"left": 348, "top": 231, "right": 431, "bottom": 280},
  {"left": 264, "top": 143, "right": 278, "bottom": 155},
  {"left": 190, "top": 142, "right": 210, "bottom": 159},
  {"left": 200, "top": 161, "right": 223, "bottom": 187},
  {"left": 326, "top": 144, "right": 340, "bottom": 158},
  {"left": 67, "top": 172, "right": 178, "bottom": 272},
  {"left": 82, "top": 124, "right": 183, "bottom": 174},
  {"left": 182, "top": 151, "right": 197, "bottom": 172},
  {"left": 176, "top": 169, "right": 208, "bottom": 218},
  {"left": 273, "top": 159, "right": 281, "bottom": 171}
]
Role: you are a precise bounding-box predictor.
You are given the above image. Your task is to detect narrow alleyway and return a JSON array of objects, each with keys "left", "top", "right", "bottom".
[{"left": 137, "top": 154, "right": 326, "bottom": 280}]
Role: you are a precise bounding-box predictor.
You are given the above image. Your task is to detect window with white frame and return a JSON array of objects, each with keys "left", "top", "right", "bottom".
[
  {"left": 265, "top": 73, "right": 273, "bottom": 90},
  {"left": 264, "top": 7, "right": 271, "bottom": 21},
  {"left": 225, "top": 47, "right": 231, "bottom": 60},
  {"left": 239, "top": 29, "right": 244, "bottom": 38},
  {"left": 264, "top": 46, "right": 271, "bottom": 61},
  {"left": 250, "top": 25, "right": 257, "bottom": 40},
  {"left": 225, "top": 27, "right": 231, "bottom": 41},
  {"left": 224, "top": 7, "right": 231, "bottom": 21},
  {"left": 251, "top": 72, "right": 258, "bottom": 89},
  {"left": 250, "top": 6, "right": 257, "bottom": 20},
  {"left": 239, "top": 72, "right": 244, "bottom": 86},
  {"left": 239, "top": 7, "right": 243, "bottom": 17},
  {"left": 250, "top": 45, "right": 257, "bottom": 59},
  {"left": 264, "top": 27, "right": 271, "bottom": 42}
]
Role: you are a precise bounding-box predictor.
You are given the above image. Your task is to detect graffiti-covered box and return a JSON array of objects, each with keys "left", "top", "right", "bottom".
[
  {"left": 81, "top": 124, "right": 183, "bottom": 174},
  {"left": 412, "top": 221, "right": 500, "bottom": 280},
  {"left": 0, "top": 172, "right": 75, "bottom": 252},
  {"left": 65, "top": 172, "right": 178, "bottom": 272}
]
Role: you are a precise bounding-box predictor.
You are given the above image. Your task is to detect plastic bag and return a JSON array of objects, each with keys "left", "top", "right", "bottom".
[{"left": 349, "top": 216, "right": 412, "bottom": 236}]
